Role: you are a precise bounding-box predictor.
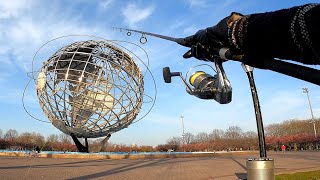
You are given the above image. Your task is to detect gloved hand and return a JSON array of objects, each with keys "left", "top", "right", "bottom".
[{"left": 183, "top": 12, "right": 243, "bottom": 61}]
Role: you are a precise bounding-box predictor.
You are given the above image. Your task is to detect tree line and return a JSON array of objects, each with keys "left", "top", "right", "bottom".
[
  {"left": 158, "top": 118, "right": 320, "bottom": 152},
  {"left": 0, "top": 129, "right": 77, "bottom": 152},
  {"left": 0, "top": 118, "right": 319, "bottom": 152},
  {"left": 0, "top": 129, "right": 155, "bottom": 152},
  {"left": 265, "top": 118, "right": 320, "bottom": 151}
]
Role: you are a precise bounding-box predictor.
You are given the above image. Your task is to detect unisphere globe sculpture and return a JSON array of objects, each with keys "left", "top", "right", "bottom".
[{"left": 35, "top": 40, "right": 147, "bottom": 138}]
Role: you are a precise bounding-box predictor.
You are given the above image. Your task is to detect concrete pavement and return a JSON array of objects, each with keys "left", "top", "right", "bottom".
[{"left": 0, "top": 151, "right": 319, "bottom": 179}]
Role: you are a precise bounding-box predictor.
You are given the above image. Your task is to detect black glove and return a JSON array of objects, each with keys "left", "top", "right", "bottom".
[
  {"left": 182, "top": 42, "right": 215, "bottom": 61},
  {"left": 183, "top": 12, "right": 243, "bottom": 61}
]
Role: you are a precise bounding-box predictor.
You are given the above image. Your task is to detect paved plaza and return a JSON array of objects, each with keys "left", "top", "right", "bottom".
[{"left": 0, "top": 151, "right": 320, "bottom": 180}]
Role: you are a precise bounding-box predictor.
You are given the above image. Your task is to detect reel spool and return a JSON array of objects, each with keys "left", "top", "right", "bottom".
[{"left": 163, "top": 61, "right": 232, "bottom": 104}]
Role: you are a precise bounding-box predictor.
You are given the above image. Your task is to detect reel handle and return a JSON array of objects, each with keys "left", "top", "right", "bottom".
[{"left": 163, "top": 67, "right": 181, "bottom": 83}]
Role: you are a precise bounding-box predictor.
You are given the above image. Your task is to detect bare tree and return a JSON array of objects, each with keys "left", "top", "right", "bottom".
[
  {"left": 4, "top": 129, "right": 18, "bottom": 142},
  {"left": 225, "top": 126, "right": 242, "bottom": 140},
  {"left": 47, "top": 134, "right": 59, "bottom": 143},
  {"left": 265, "top": 123, "right": 282, "bottom": 136},
  {"left": 209, "top": 129, "right": 225, "bottom": 141},
  {"left": 265, "top": 119, "right": 319, "bottom": 137},
  {"left": 166, "top": 136, "right": 181, "bottom": 150},
  {"left": 242, "top": 131, "right": 257, "bottom": 139},
  {"left": 59, "top": 133, "right": 72, "bottom": 144},
  {"left": 167, "top": 136, "right": 182, "bottom": 145},
  {"left": 241, "top": 131, "right": 258, "bottom": 150},
  {"left": 283, "top": 119, "right": 317, "bottom": 135},
  {"left": 31, "top": 132, "right": 45, "bottom": 146},
  {"left": 183, "top": 132, "right": 194, "bottom": 144},
  {"left": 194, "top": 132, "right": 209, "bottom": 143},
  {"left": 17, "top": 132, "right": 32, "bottom": 145},
  {"left": 14, "top": 132, "right": 43, "bottom": 149}
]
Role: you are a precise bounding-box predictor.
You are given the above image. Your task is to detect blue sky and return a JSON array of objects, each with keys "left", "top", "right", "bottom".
[{"left": 1, "top": 0, "right": 320, "bottom": 146}]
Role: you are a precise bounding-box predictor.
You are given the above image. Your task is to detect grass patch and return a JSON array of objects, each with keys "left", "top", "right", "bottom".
[{"left": 276, "top": 170, "right": 320, "bottom": 180}]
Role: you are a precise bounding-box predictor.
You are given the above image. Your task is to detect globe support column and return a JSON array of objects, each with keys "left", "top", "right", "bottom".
[
  {"left": 100, "top": 134, "right": 112, "bottom": 152},
  {"left": 70, "top": 133, "right": 89, "bottom": 153}
]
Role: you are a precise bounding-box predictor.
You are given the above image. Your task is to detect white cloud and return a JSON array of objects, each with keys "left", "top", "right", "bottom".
[
  {"left": 121, "top": 3, "right": 154, "bottom": 27},
  {"left": 7, "top": 18, "right": 45, "bottom": 44},
  {"left": 186, "top": 0, "right": 207, "bottom": 8},
  {"left": 0, "top": 0, "right": 35, "bottom": 18},
  {"left": 0, "top": 7, "right": 112, "bottom": 72},
  {"left": 186, "top": 0, "right": 236, "bottom": 9},
  {"left": 99, "top": 0, "right": 114, "bottom": 9}
]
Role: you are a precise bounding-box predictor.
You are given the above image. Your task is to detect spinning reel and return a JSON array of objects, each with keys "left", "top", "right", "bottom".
[{"left": 163, "top": 58, "right": 232, "bottom": 104}]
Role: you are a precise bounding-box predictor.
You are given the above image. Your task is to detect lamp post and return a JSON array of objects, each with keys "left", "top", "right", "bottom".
[
  {"left": 180, "top": 115, "right": 185, "bottom": 150},
  {"left": 302, "top": 88, "right": 317, "bottom": 138}
]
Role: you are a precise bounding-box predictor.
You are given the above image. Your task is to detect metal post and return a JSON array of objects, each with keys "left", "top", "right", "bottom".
[
  {"left": 303, "top": 88, "right": 317, "bottom": 150},
  {"left": 242, "top": 64, "right": 267, "bottom": 158},
  {"left": 180, "top": 115, "right": 185, "bottom": 151},
  {"left": 303, "top": 88, "right": 317, "bottom": 138},
  {"left": 247, "top": 158, "right": 274, "bottom": 180},
  {"left": 242, "top": 63, "right": 274, "bottom": 180}
]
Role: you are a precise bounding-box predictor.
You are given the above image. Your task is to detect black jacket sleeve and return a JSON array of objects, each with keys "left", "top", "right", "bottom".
[{"left": 231, "top": 3, "right": 320, "bottom": 65}]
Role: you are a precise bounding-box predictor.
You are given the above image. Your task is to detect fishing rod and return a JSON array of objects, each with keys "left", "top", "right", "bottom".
[
  {"left": 113, "top": 27, "right": 191, "bottom": 47},
  {"left": 114, "top": 27, "right": 320, "bottom": 86}
]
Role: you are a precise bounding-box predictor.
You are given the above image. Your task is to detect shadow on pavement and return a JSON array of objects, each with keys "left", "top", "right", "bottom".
[
  {"left": 235, "top": 173, "right": 247, "bottom": 180},
  {"left": 231, "top": 157, "right": 247, "bottom": 179},
  {"left": 68, "top": 158, "right": 172, "bottom": 179}
]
